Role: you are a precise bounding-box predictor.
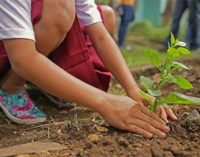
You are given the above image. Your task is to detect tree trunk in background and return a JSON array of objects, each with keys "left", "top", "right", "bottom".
[{"left": 162, "top": 0, "right": 175, "bottom": 26}]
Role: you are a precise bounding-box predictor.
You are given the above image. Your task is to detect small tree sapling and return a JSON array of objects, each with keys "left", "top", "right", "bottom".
[{"left": 139, "top": 33, "right": 200, "bottom": 113}]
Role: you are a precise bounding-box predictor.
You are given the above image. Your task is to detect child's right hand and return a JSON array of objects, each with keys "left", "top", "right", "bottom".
[{"left": 98, "top": 95, "right": 170, "bottom": 138}]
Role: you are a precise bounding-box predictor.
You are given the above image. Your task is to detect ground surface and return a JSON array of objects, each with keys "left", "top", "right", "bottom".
[{"left": 0, "top": 57, "right": 200, "bottom": 157}]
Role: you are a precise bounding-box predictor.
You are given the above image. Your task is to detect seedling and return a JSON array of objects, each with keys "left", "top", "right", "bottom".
[
  {"left": 47, "top": 123, "right": 51, "bottom": 139},
  {"left": 72, "top": 104, "right": 80, "bottom": 131},
  {"left": 139, "top": 33, "right": 200, "bottom": 113}
]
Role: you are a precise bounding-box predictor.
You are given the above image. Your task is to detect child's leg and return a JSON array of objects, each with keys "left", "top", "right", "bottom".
[
  {"left": 1, "top": 0, "right": 75, "bottom": 94},
  {"left": 0, "top": 0, "right": 75, "bottom": 124},
  {"left": 34, "top": 0, "right": 75, "bottom": 56},
  {"left": 100, "top": 5, "right": 116, "bottom": 35}
]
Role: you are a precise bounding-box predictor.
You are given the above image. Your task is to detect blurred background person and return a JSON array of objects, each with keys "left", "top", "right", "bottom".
[
  {"left": 118, "top": 0, "right": 135, "bottom": 50},
  {"left": 164, "top": 0, "right": 200, "bottom": 52},
  {"left": 164, "top": 0, "right": 188, "bottom": 49},
  {"left": 187, "top": 0, "right": 200, "bottom": 51}
]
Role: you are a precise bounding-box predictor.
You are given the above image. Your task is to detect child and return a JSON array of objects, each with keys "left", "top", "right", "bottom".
[
  {"left": 0, "top": 0, "right": 176, "bottom": 138},
  {"left": 118, "top": 0, "right": 135, "bottom": 49}
]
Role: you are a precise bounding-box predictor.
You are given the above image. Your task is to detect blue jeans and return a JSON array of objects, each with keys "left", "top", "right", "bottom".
[
  {"left": 118, "top": 5, "right": 134, "bottom": 46},
  {"left": 165, "top": 0, "right": 200, "bottom": 49},
  {"left": 164, "top": 0, "right": 188, "bottom": 48},
  {"left": 187, "top": 0, "right": 200, "bottom": 49}
]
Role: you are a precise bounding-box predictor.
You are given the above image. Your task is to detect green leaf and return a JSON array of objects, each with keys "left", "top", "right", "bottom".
[
  {"left": 167, "top": 47, "right": 180, "bottom": 58},
  {"left": 147, "top": 89, "right": 162, "bottom": 96},
  {"left": 174, "top": 39, "right": 179, "bottom": 46},
  {"left": 139, "top": 76, "right": 154, "bottom": 90},
  {"left": 177, "top": 47, "right": 191, "bottom": 55},
  {"left": 139, "top": 76, "right": 162, "bottom": 96},
  {"left": 145, "top": 49, "right": 161, "bottom": 69},
  {"left": 171, "top": 61, "right": 190, "bottom": 71},
  {"left": 169, "top": 75, "right": 193, "bottom": 89},
  {"left": 165, "top": 56, "right": 174, "bottom": 72},
  {"left": 168, "top": 42, "right": 171, "bottom": 49},
  {"left": 139, "top": 90, "right": 152, "bottom": 105},
  {"left": 163, "top": 92, "right": 200, "bottom": 104},
  {"left": 170, "top": 33, "right": 175, "bottom": 46}
]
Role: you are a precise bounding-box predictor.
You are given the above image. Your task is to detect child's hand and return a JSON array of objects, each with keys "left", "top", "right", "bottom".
[
  {"left": 99, "top": 95, "right": 170, "bottom": 138},
  {"left": 128, "top": 91, "right": 177, "bottom": 123},
  {"left": 156, "top": 105, "right": 178, "bottom": 123},
  {"left": 142, "top": 94, "right": 177, "bottom": 122},
  {"left": 127, "top": 89, "right": 152, "bottom": 106}
]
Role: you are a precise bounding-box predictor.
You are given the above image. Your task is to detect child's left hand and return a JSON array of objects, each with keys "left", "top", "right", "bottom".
[
  {"left": 129, "top": 92, "right": 177, "bottom": 123},
  {"left": 144, "top": 94, "right": 178, "bottom": 123},
  {"left": 156, "top": 105, "right": 178, "bottom": 123}
]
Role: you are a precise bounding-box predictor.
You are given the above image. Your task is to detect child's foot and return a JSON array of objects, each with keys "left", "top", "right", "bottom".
[{"left": 0, "top": 88, "right": 46, "bottom": 124}]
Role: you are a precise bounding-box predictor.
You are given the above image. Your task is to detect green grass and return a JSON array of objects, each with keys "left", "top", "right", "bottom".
[
  {"left": 0, "top": 111, "right": 12, "bottom": 125},
  {"left": 120, "top": 21, "right": 196, "bottom": 67},
  {"left": 95, "top": 0, "right": 109, "bottom": 5},
  {"left": 122, "top": 44, "right": 167, "bottom": 67},
  {"left": 129, "top": 21, "right": 170, "bottom": 42}
]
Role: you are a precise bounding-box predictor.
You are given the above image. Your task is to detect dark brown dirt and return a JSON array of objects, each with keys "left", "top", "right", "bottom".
[{"left": 0, "top": 57, "right": 200, "bottom": 157}]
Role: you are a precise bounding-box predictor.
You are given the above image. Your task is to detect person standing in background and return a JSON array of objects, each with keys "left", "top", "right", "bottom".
[
  {"left": 164, "top": 0, "right": 188, "bottom": 49},
  {"left": 164, "top": 0, "right": 200, "bottom": 52},
  {"left": 187, "top": 0, "right": 200, "bottom": 52},
  {"left": 118, "top": 0, "right": 135, "bottom": 50}
]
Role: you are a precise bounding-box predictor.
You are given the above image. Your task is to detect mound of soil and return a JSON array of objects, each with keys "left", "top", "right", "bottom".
[{"left": 0, "top": 57, "right": 200, "bottom": 157}]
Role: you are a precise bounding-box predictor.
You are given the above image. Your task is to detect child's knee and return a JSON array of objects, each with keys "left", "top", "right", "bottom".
[
  {"left": 34, "top": 0, "right": 75, "bottom": 54},
  {"left": 101, "top": 5, "right": 116, "bottom": 34},
  {"left": 51, "top": 0, "right": 75, "bottom": 34}
]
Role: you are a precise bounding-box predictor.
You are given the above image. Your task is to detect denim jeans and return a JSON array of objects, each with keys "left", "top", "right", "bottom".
[
  {"left": 164, "top": 0, "right": 188, "bottom": 48},
  {"left": 165, "top": 0, "right": 200, "bottom": 49},
  {"left": 187, "top": 0, "right": 200, "bottom": 49},
  {"left": 118, "top": 5, "right": 134, "bottom": 46}
]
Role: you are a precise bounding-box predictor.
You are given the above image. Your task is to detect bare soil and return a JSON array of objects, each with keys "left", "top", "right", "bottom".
[{"left": 0, "top": 57, "right": 200, "bottom": 157}]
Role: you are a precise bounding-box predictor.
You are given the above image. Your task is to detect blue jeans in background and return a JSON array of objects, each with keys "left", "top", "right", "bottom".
[
  {"left": 118, "top": 5, "right": 134, "bottom": 47},
  {"left": 164, "top": 0, "right": 188, "bottom": 49},
  {"left": 165, "top": 0, "right": 200, "bottom": 50},
  {"left": 187, "top": 0, "right": 200, "bottom": 50}
]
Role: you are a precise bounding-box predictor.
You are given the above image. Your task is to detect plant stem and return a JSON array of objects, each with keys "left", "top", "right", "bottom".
[
  {"left": 152, "top": 97, "right": 158, "bottom": 112},
  {"left": 47, "top": 124, "right": 51, "bottom": 139}
]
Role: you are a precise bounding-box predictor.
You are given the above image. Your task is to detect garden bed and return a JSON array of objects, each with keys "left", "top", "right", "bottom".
[{"left": 0, "top": 57, "right": 200, "bottom": 157}]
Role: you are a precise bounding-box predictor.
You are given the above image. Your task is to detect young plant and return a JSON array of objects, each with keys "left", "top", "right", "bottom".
[{"left": 139, "top": 33, "right": 200, "bottom": 113}]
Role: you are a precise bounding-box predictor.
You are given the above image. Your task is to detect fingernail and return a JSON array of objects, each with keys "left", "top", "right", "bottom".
[
  {"left": 147, "top": 133, "right": 153, "bottom": 138},
  {"left": 161, "top": 120, "right": 166, "bottom": 125},
  {"left": 163, "top": 118, "right": 169, "bottom": 124},
  {"left": 164, "top": 119, "right": 169, "bottom": 123},
  {"left": 159, "top": 132, "right": 166, "bottom": 138},
  {"left": 164, "top": 126, "right": 170, "bottom": 132}
]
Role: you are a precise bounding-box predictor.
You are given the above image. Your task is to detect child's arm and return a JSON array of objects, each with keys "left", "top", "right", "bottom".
[
  {"left": 85, "top": 22, "right": 177, "bottom": 121},
  {"left": 85, "top": 22, "right": 144, "bottom": 103},
  {"left": 3, "top": 39, "right": 169, "bottom": 138}
]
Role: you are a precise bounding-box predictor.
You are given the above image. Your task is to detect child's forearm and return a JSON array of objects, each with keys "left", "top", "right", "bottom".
[
  {"left": 3, "top": 39, "right": 109, "bottom": 112},
  {"left": 85, "top": 23, "right": 140, "bottom": 96}
]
